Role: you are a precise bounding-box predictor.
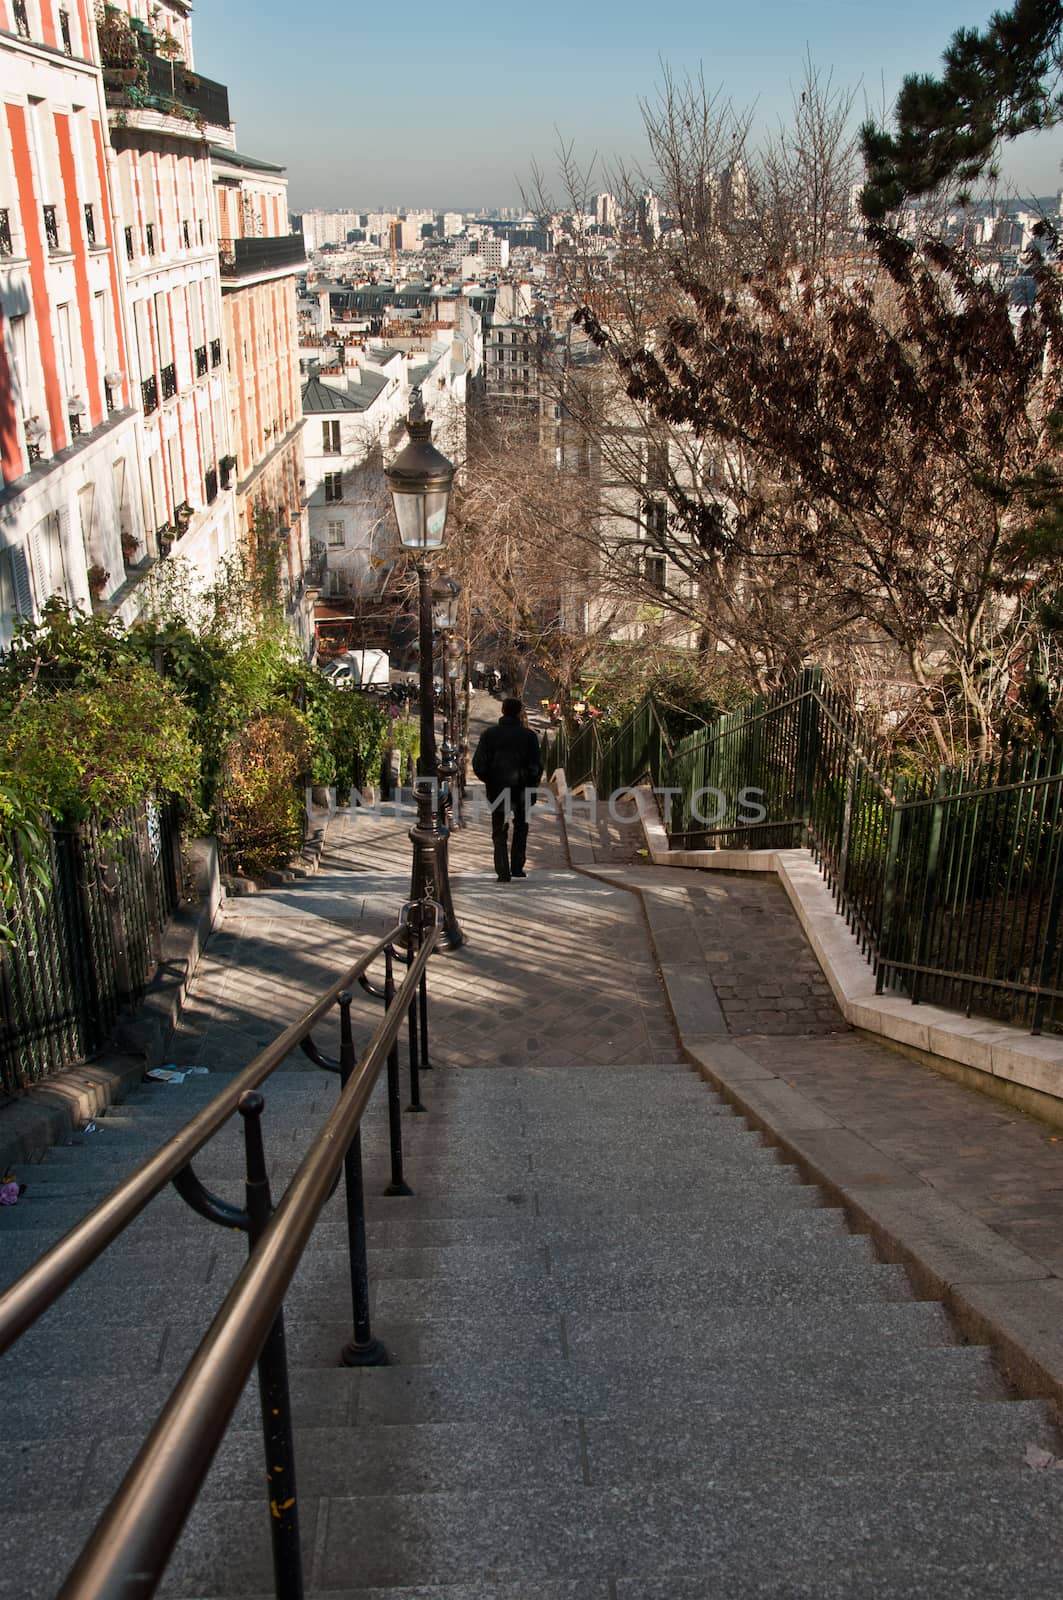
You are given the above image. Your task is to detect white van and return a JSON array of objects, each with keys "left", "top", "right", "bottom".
[{"left": 320, "top": 648, "right": 390, "bottom": 691}]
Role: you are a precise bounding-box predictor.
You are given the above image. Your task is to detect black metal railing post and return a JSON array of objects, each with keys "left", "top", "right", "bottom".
[
  {"left": 383, "top": 946, "right": 413, "bottom": 1196},
  {"left": 404, "top": 909, "right": 426, "bottom": 1114},
  {"left": 239, "top": 1092, "right": 304, "bottom": 1599},
  {"left": 337, "top": 992, "right": 389, "bottom": 1367}
]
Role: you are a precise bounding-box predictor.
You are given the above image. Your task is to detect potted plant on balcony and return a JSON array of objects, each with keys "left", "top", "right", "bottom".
[
  {"left": 174, "top": 501, "right": 193, "bottom": 537},
  {"left": 97, "top": 4, "right": 137, "bottom": 69},
  {"left": 87, "top": 563, "right": 110, "bottom": 598},
  {"left": 120, "top": 531, "right": 140, "bottom": 566},
  {"left": 219, "top": 454, "right": 236, "bottom": 488},
  {"left": 155, "top": 31, "right": 182, "bottom": 95},
  {"left": 157, "top": 527, "right": 174, "bottom": 557}
]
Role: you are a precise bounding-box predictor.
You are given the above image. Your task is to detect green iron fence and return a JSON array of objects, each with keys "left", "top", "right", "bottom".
[
  {"left": 543, "top": 667, "right": 1063, "bottom": 1035},
  {"left": 0, "top": 796, "right": 183, "bottom": 1096}
]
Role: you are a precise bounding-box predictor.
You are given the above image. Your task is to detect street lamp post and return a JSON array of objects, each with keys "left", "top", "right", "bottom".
[{"left": 384, "top": 389, "right": 464, "bottom": 951}]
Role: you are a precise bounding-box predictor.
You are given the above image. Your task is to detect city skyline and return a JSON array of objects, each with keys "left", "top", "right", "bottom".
[{"left": 197, "top": 0, "right": 1062, "bottom": 211}]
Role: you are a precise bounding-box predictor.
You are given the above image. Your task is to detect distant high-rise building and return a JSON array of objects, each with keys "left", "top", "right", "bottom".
[
  {"left": 637, "top": 191, "right": 661, "bottom": 244},
  {"left": 720, "top": 159, "right": 752, "bottom": 223},
  {"left": 595, "top": 192, "right": 617, "bottom": 230},
  {"left": 441, "top": 212, "right": 465, "bottom": 239},
  {"left": 298, "top": 210, "right": 361, "bottom": 252}
]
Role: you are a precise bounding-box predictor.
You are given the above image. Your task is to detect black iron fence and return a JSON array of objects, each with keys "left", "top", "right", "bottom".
[
  {"left": 0, "top": 796, "right": 183, "bottom": 1096},
  {"left": 551, "top": 668, "right": 1063, "bottom": 1035}
]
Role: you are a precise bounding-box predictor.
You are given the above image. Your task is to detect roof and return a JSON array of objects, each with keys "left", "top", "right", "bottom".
[
  {"left": 406, "top": 359, "right": 436, "bottom": 390},
  {"left": 301, "top": 374, "right": 367, "bottom": 414},
  {"left": 208, "top": 145, "right": 286, "bottom": 175}
]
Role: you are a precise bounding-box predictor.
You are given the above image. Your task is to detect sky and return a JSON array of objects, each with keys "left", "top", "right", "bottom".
[{"left": 192, "top": 0, "right": 1062, "bottom": 212}]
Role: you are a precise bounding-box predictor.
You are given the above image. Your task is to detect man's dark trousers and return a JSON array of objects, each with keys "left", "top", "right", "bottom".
[{"left": 491, "top": 788, "right": 528, "bottom": 881}]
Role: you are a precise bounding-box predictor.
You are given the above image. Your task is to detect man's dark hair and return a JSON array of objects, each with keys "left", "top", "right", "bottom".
[{"left": 501, "top": 697, "right": 523, "bottom": 718}]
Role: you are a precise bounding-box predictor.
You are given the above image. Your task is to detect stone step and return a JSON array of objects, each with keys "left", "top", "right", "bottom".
[
  {"left": 10, "top": 1471, "right": 1063, "bottom": 1599},
  {"left": 62, "top": 1395, "right": 1058, "bottom": 1521},
  {"left": 348, "top": 1343, "right": 1007, "bottom": 1429},
  {"left": 299, "top": 1474, "right": 1063, "bottom": 1595},
  {"left": 0, "top": 1205, "right": 856, "bottom": 1287},
  {"left": 149, "top": 1297, "right": 958, "bottom": 1377},
  {"left": 11, "top": 1251, "right": 915, "bottom": 1339}
]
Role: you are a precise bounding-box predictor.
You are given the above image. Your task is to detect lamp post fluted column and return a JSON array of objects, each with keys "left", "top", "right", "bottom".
[{"left": 385, "top": 390, "right": 464, "bottom": 952}]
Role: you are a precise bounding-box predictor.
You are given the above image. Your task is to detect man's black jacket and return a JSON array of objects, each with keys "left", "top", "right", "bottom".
[{"left": 472, "top": 715, "right": 543, "bottom": 800}]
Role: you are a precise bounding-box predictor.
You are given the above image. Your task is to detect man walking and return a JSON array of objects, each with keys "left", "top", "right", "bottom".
[{"left": 472, "top": 698, "right": 544, "bottom": 882}]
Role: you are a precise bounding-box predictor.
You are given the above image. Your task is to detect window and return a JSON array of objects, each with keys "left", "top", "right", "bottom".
[
  {"left": 327, "top": 520, "right": 345, "bottom": 546},
  {"left": 643, "top": 499, "right": 668, "bottom": 540},
  {"left": 647, "top": 437, "right": 669, "bottom": 488},
  {"left": 83, "top": 203, "right": 95, "bottom": 247},
  {"left": 644, "top": 554, "right": 666, "bottom": 590},
  {"left": 12, "top": 0, "right": 29, "bottom": 38},
  {"left": 322, "top": 419, "right": 340, "bottom": 453},
  {"left": 323, "top": 472, "right": 343, "bottom": 503},
  {"left": 43, "top": 205, "right": 59, "bottom": 251},
  {"left": 124, "top": 225, "right": 134, "bottom": 261},
  {"left": 182, "top": 220, "right": 190, "bottom": 249},
  {"left": 0, "top": 210, "right": 11, "bottom": 257},
  {"left": 146, "top": 223, "right": 155, "bottom": 256},
  {"left": 59, "top": 9, "right": 71, "bottom": 52}
]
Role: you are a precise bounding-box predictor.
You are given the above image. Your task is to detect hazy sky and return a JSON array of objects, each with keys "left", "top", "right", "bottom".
[{"left": 193, "top": 0, "right": 1062, "bottom": 211}]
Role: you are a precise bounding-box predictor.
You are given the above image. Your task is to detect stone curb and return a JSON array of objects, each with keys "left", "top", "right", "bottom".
[
  {"left": 0, "top": 838, "right": 223, "bottom": 1178},
  {"left": 551, "top": 779, "right": 1063, "bottom": 1417}
]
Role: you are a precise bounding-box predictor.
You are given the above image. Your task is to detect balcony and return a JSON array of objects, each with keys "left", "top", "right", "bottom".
[
  {"left": 218, "top": 234, "right": 307, "bottom": 281},
  {"left": 102, "top": 48, "right": 230, "bottom": 132},
  {"left": 43, "top": 206, "right": 59, "bottom": 252},
  {"left": 142, "top": 375, "right": 158, "bottom": 415},
  {"left": 210, "top": 338, "right": 222, "bottom": 368},
  {"left": 161, "top": 363, "right": 177, "bottom": 401},
  {"left": 0, "top": 210, "right": 11, "bottom": 257},
  {"left": 195, "top": 345, "right": 208, "bottom": 378}
]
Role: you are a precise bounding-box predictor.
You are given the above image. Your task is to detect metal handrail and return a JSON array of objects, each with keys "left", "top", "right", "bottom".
[
  {"left": 57, "top": 926, "right": 437, "bottom": 1599},
  {"left": 0, "top": 924, "right": 405, "bottom": 1355}
]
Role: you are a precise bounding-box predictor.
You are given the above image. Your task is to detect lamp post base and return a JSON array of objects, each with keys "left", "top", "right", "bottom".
[{"left": 409, "top": 781, "right": 464, "bottom": 951}]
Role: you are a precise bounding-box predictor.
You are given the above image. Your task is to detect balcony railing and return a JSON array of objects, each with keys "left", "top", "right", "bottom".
[
  {"left": 13, "top": 0, "right": 29, "bottom": 38},
  {"left": 218, "top": 234, "right": 307, "bottom": 279},
  {"left": 205, "top": 467, "right": 218, "bottom": 503},
  {"left": 0, "top": 211, "right": 11, "bottom": 257},
  {"left": 43, "top": 206, "right": 59, "bottom": 251},
  {"left": 195, "top": 345, "right": 208, "bottom": 377},
  {"left": 142, "top": 375, "right": 158, "bottom": 415},
  {"left": 161, "top": 363, "right": 177, "bottom": 401},
  {"left": 124, "top": 225, "right": 134, "bottom": 261},
  {"left": 210, "top": 338, "right": 222, "bottom": 368},
  {"left": 84, "top": 203, "right": 96, "bottom": 247}
]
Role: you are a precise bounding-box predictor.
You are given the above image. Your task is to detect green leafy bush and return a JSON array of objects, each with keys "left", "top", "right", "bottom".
[{"left": 219, "top": 710, "right": 310, "bottom": 876}]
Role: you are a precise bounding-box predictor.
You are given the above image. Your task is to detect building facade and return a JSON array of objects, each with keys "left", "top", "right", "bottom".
[
  {"left": 102, "top": 0, "right": 237, "bottom": 594},
  {"left": 212, "top": 144, "right": 309, "bottom": 640},
  {"left": 0, "top": 0, "right": 144, "bottom": 641}
]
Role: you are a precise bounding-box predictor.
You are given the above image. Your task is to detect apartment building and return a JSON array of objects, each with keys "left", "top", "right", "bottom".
[
  {"left": 212, "top": 143, "right": 309, "bottom": 639},
  {"left": 0, "top": 0, "right": 144, "bottom": 640},
  {"left": 302, "top": 338, "right": 465, "bottom": 609},
  {"left": 102, "top": 0, "right": 236, "bottom": 589}
]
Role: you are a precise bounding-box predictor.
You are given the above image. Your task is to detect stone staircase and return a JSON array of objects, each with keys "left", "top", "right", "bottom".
[{"left": 4, "top": 1056, "right": 1063, "bottom": 1597}]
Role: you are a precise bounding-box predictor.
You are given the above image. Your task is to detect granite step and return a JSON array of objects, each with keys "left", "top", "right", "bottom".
[
  {"left": 8, "top": 1472, "right": 1063, "bottom": 1600},
  {"left": 58, "top": 1394, "right": 1057, "bottom": 1519}
]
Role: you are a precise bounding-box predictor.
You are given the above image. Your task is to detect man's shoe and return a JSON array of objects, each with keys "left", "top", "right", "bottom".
[
  {"left": 496, "top": 874, "right": 511, "bottom": 883},
  {"left": 512, "top": 871, "right": 527, "bottom": 878}
]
